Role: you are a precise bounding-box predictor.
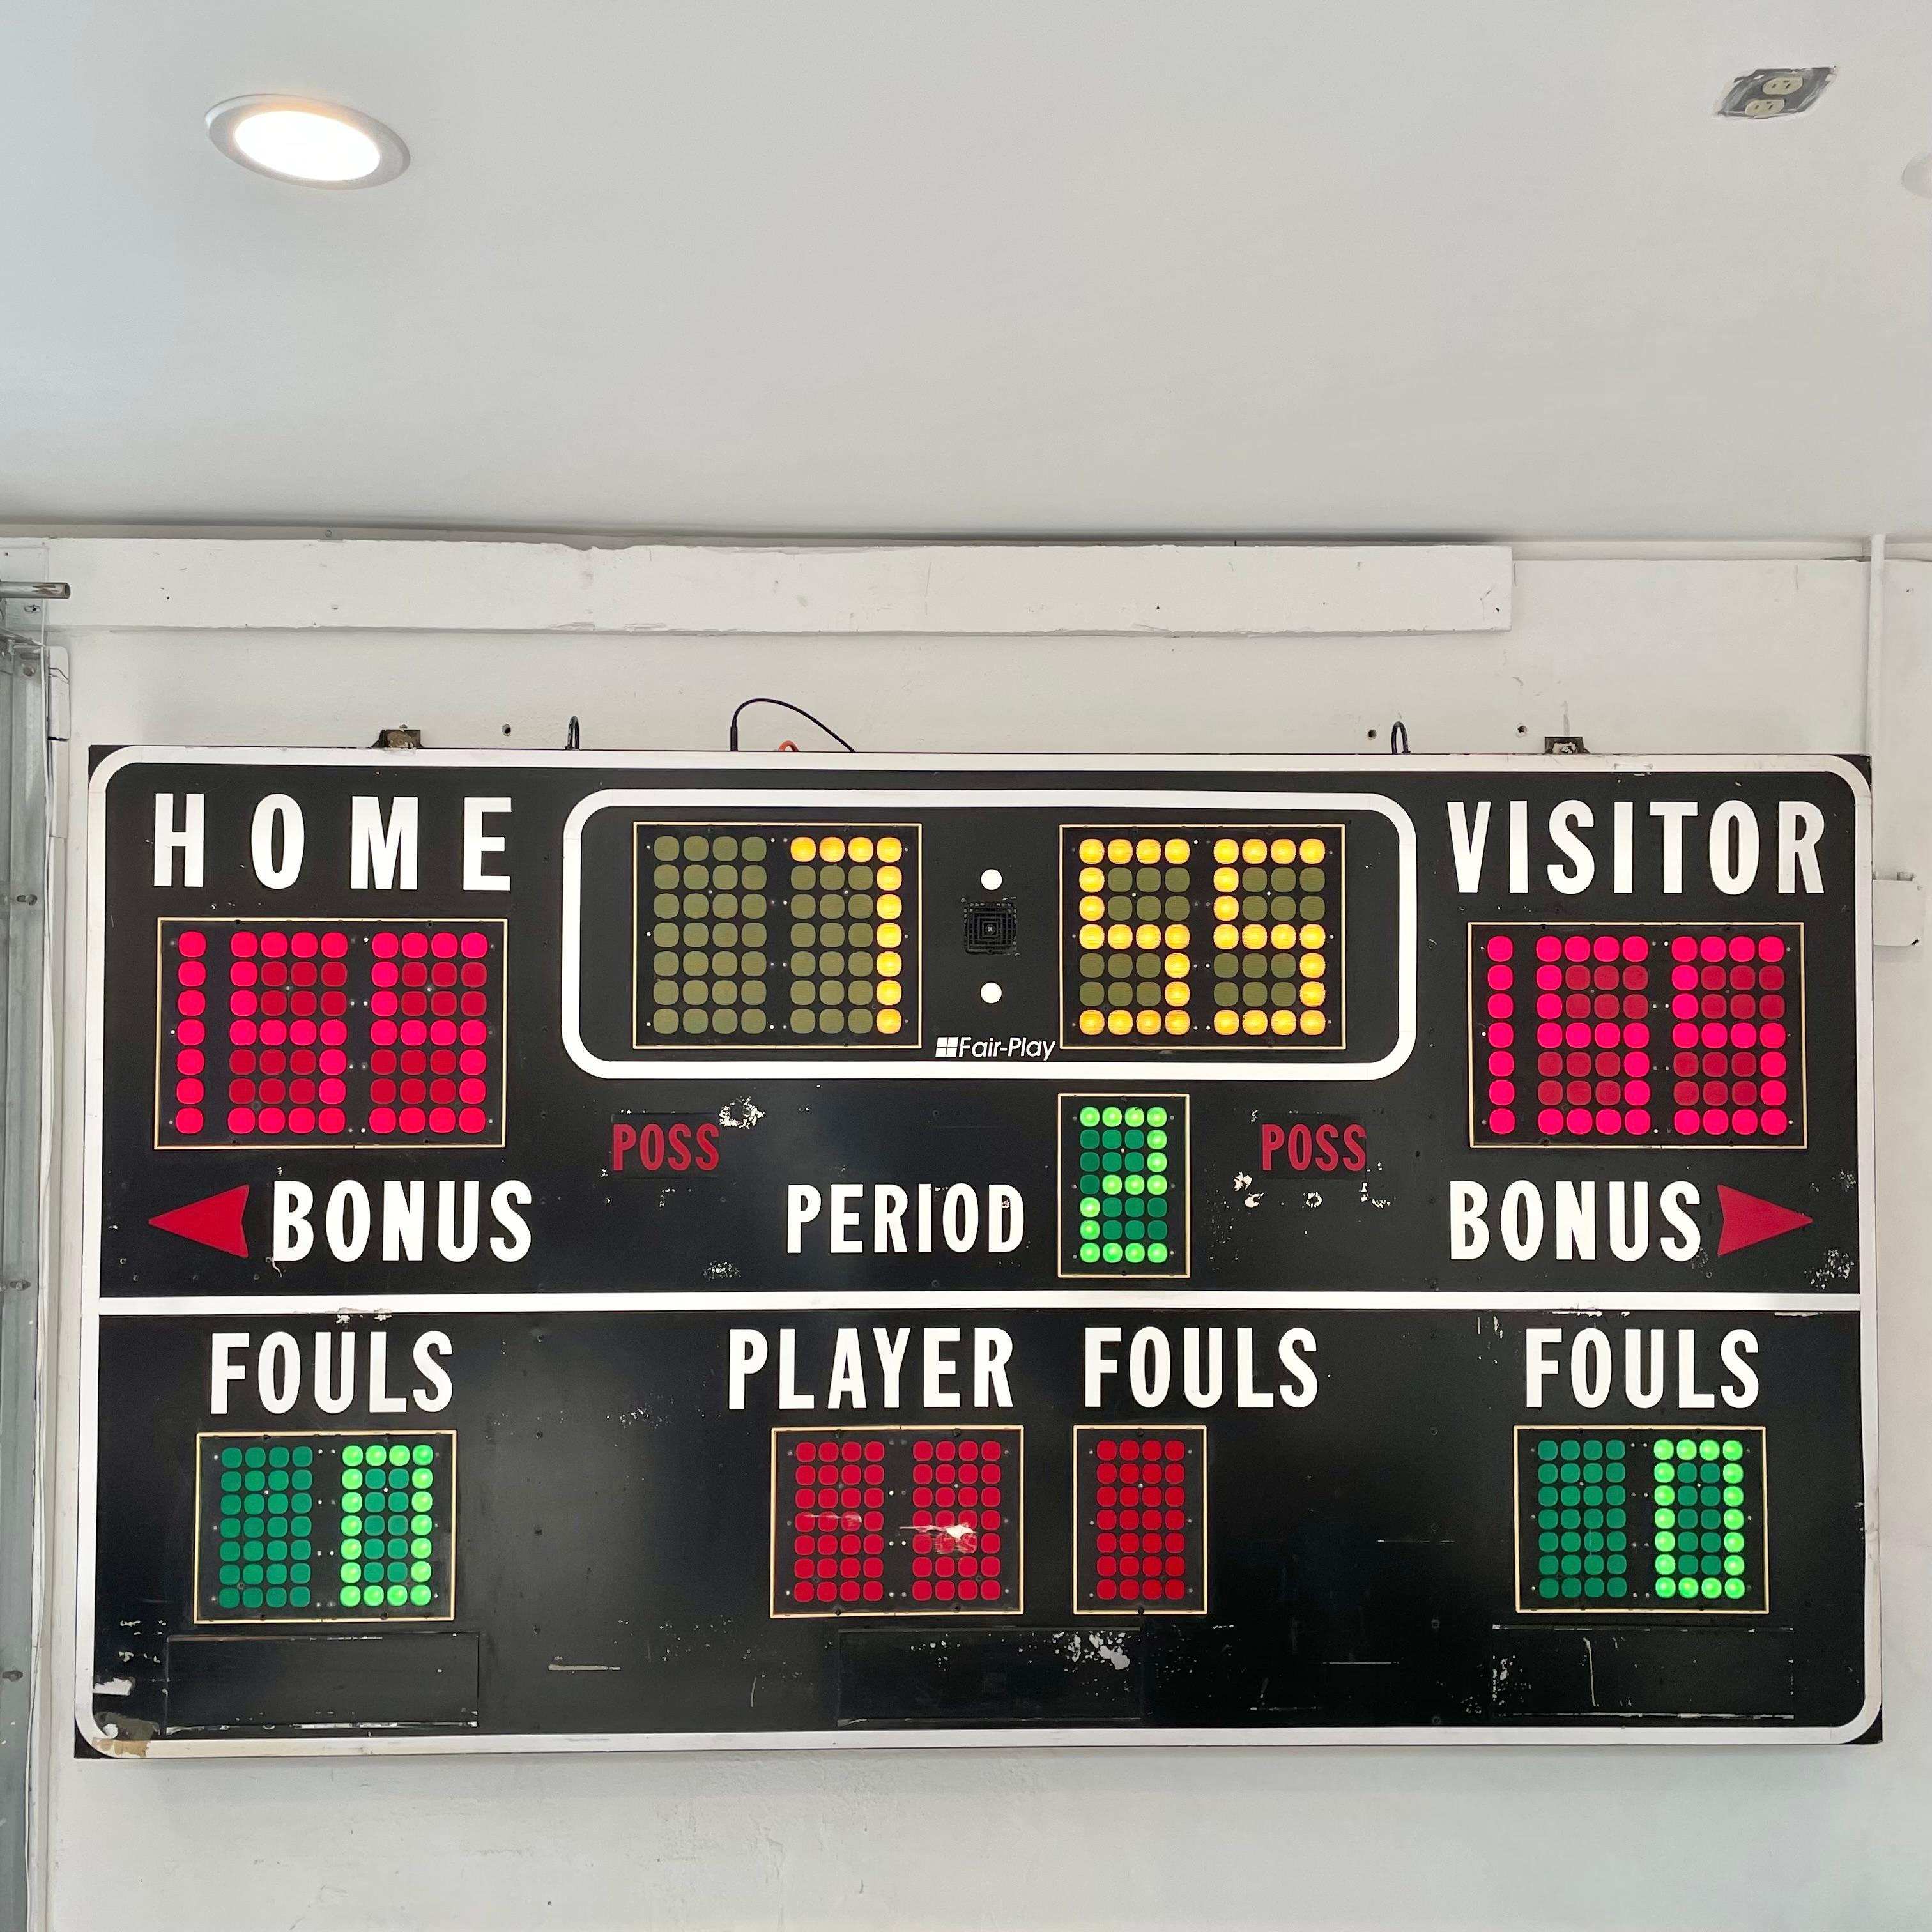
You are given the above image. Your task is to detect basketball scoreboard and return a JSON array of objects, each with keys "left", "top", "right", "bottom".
[{"left": 78, "top": 751, "right": 1874, "bottom": 1752}]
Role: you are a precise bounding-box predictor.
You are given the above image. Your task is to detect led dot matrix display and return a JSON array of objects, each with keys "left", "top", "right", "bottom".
[
  {"left": 1074, "top": 1426, "right": 1207, "bottom": 1613},
  {"left": 1061, "top": 827, "right": 1344, "bottom": 1048},
  {"left": 1059, "top": 1092, "right": 1189, "bottom": 1277},
  {"left": 770, "top": 1427, "right": 1022, "bottom": 1616},
  {"left": 195, "top": 1431, "right": 455, "bottom": 1623},
  {"left": 1514, "top": 1427, "right": 1766, "bottom": 1614},
  {"left": 633, "top": 825, "right": 917, "bottom": 1046},
  {"left": 1471, "top": 924, "right": 1804, "bottom": 1146},
  {"left": 159, "top": 921, "right": 505, "bottom": 1147}
]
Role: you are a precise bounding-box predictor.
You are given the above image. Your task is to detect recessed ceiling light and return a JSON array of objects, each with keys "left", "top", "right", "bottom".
[
  {"left": 1904, "top": 151, "right": 1932, "bottom": 199},
  {"left": 206, "top": 96, "right": 408, "bottom": 187}
]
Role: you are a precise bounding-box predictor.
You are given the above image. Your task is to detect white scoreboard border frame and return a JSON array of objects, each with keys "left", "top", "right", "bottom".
[{"left": 74, "top": 747, "right": 1878, "bottom": 1754}]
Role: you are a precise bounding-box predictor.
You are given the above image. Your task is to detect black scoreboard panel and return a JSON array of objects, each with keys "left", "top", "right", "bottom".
[{"left": 79, "top": 751, "right": 1876, "bottom": 1752}]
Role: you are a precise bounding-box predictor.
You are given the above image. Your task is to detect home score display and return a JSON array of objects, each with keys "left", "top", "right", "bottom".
[{"left": 79, "top": 751, "right": 1874, "bottom": 1753}]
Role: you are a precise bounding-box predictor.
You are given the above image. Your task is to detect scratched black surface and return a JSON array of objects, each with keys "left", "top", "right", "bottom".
[
  {"left": 93, "top": 1310, "right": 1866, "bottom": 1735},
  {"left": 93, "top": 760, "right": 1863, "bottom": 1299}
]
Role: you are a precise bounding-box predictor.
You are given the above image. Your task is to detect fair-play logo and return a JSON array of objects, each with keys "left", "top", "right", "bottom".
[{"left": 933, "top": 1035, "right": 1055, "bottom": 1061}]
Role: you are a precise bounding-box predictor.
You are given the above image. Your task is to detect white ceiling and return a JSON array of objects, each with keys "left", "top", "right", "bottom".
[{"left": 8, "top": 2, "right": 1932, "bottom": 539}]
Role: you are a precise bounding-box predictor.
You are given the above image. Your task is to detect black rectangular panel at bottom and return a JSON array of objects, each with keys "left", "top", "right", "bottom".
[
  {"left": 838, "top": 1627, "right": 1145, "bottom": 1725},
  {"left": 165, "top": 1631, "right": 480, "bottom": 1730},
  {"left": 93, "top": 1308, "right": 1866, "bottom": 1742},
  {"left": 1490, "top": 1627, "right": 1796, "bottom": 1719}
]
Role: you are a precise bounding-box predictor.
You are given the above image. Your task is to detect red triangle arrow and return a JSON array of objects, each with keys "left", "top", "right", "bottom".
[
  {"left": 149, "top": 1184, "right": 250, "bottom": 1259},
  {"left": 1717, "top": 1184, "right": 1813, "bottom": 1257}
]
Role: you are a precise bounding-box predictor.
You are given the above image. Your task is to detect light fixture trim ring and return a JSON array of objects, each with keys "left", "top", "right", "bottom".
[{"left": 205, "top": 95, "right": 410, "bottom": 188}]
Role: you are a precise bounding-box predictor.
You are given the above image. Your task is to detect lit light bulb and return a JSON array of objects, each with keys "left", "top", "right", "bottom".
[
  {"left": 206, "top": 97, "right": 409, "bottom": 188},
  {"left": 234, "top": 109, "right": 380, "bottom": 181}
]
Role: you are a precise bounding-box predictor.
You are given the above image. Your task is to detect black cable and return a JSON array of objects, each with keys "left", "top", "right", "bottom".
[
  {"left": 565, "top": 716, "right": 581, "bottom": 750},
  {"left": 1389, "top": 720, "right": 1411, "bottom": 754},
  {"left": 728, "top": 697, "right": 856, "bottom": 753}
]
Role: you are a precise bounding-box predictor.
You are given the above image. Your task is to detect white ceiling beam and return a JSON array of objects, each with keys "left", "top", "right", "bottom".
[{"left": 38, "top": 539, "right": 1511, "bottom": 637}]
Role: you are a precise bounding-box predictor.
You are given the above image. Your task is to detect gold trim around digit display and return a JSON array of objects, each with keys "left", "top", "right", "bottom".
[
  {"left": 629, "top": 820, "right": 924, "bottom": 1052},
  {"left": 1070, "top": 1422, "right": 1209, "bottom": 1617},
  {"left": 1057, "top": 822, "right": 1348, "bottom": 1053},
  {"left": 192, "top": 1429, "right": 457, "bottom": 1627},
  {"left": 1055, "top": 1091, "right": 1192, "bottom": 1280},
  {"left": 1467, "top": 923, "right": 1807, "bottom": 1151},
  {"left": 1510, "top": 1423, "right": 1768, "bottom": 1617},
  {"left": 768, "top": 1423, "right": 1024, "bottom": 1619},
  {"left": 153, "top": 919, "right": 509, "bottom": 1153}
]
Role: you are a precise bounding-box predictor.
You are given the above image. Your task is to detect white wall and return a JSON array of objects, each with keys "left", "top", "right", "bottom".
[{"left": 36, "top": 556, "right": 1932, "bottom": 1929}]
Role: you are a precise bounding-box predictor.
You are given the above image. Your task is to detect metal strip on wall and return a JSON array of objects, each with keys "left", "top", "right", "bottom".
[{"left": 0, "top": 569, "right": 59, "bottom": 1928}]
